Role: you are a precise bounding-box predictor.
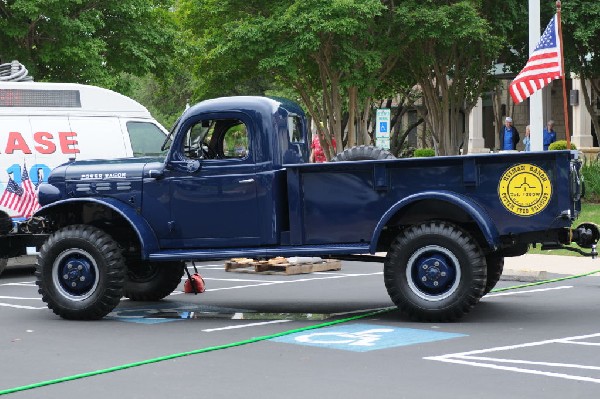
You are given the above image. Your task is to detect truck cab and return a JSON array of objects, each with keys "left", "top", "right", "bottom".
[{"left": 142, "top": 96, "right": 308, "bottom": 249}]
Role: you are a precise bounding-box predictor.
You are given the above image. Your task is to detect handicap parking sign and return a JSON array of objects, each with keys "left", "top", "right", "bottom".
[
  {"left": 379, "top": 121, "right": 388, "bottom": 133},
  {"left": 271, "top": 323, "right": 466, "bottom": 352}
]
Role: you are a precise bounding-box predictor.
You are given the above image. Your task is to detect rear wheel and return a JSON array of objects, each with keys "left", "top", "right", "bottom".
[
  {"left": 35, "top": 225, "right": 126, "bottom": 320},
  {"left": 0, "top": 211, "right": 12, "bottom": 277},
  {"left": 330, "top": 145, "right": 396, "bottom": 162},
  {"left": 125, "top": 261, "right": 185, "bottom": 301},
  {"left": 384, "top": 221, "right": 487, "bottom": 322},
  {"left": 0, "top": 257, "right": 7, "bottom": 277}
]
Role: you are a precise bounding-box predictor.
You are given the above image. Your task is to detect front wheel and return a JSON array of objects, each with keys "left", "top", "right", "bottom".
[
  {"left": 35, "top": 225, "right": 126, "bottom": 320},
  {"left": 0, "top": 257, "right": 7, "bottom": 277},
  {"left": 384, "top": 221, "right": 487, "bottom": 322}
]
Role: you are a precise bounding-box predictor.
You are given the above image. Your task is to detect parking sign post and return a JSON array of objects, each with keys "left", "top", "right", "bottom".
[{"left": 376, "top": 109, "right": 391, "bottom": 150}]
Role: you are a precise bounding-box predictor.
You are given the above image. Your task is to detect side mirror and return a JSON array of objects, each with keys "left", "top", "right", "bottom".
[
  {"left": 167, "top": 159, "right": 201, "bottom": 173},
  {"left": 147, "top": 169, "right": 165, "bottom": 179}
]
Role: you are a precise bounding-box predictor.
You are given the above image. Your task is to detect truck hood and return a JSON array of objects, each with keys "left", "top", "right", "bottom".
[
  {"left": 61, "top": 157, "right": 162, "bottom": 182},
  {"left": 39, "top": 157, "right": 164, "bottom": 207}
]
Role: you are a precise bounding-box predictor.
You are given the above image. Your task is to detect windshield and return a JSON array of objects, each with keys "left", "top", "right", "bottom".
[{"left": 161, "top": 116, "right": 181, "bottom": 153}]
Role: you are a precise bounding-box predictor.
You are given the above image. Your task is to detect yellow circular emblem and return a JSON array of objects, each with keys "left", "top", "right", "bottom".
[{"left": 498, "top": 164, "right": 552, "bottom": 217}]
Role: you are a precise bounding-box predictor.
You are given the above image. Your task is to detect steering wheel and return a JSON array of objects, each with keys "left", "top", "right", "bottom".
[{"left": 202, "top": 141, "right": 219, "bottom": 159}]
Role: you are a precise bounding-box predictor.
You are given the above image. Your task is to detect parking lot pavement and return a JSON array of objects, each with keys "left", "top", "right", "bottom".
[{"left": 1, "top": 260, "right": 600, "bottom": 398}]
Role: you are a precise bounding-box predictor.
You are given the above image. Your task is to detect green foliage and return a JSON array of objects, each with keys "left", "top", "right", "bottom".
[
  {"left": 0, "top": 0, "right": 179, "bottom": 87},
  {"left": 562, "top": 0, "right": 600, "bottom": 77},
  {"left": 394, "top": 0, "right": 505, "bottom": 155},
  {"left": 548, "top": 140, "right": 577, "bottom": 150},
  {"left": 413, "top": 148, "right": 436, "bottom": 157},
  {"left": 581, "top": 161, "right": 600, "bottom": 203}
]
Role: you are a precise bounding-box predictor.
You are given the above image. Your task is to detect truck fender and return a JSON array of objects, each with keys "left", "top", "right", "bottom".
[
  {"left": 35, "top": 197, "right": 160, "bottom": 259},
  {"left": 369, "top": 191, "right": 500, "bottom": 253}
]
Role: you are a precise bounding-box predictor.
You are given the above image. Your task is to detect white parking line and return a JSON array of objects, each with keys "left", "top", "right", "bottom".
[
  {"left": 0, "top": 296, "right": 42, "bottom": 300},
  {"left": 484, "top": 285, "right": 573, "bottom": 298},
  {"left": 191, "top": 277, "right": 268, "bottom": 283},
  {"left": 201, "top": 272, "right": 383, "bottom": 292},
  {"left": 451, "top": 355, "right": 600, "bottom": 371},
  {"left": 0, "top": 303, "right": 46, "bottom": 310},
  {"left": 202, "top": 320, "right": 292, "bottom": 332},
  {"left": 0, "top": 282, "right": 36, "bottom": 287},
  {"left": 426, "top": 332, "right": 600, "bottom": 384}
]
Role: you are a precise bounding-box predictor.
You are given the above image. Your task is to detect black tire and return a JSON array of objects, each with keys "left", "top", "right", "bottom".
[
  {"left": 0, "top": 257, "right": 7, "bottom": 277},
  {"left": 330, "top": 145, "right": 396, "bottom": 162},
  {"left": 484, "top": 255, "right": 504, "bottom": 295},
  {"left": 35, "top": 225, "right": 126, "bottom": 320},
  {"left": 384, "top": 221, "right": 487, "bottom": 322},
  {"left": 125, "top": 261, "right": 185, "bottom": 301},
  {"left": 0, "top": 211, "right": 12, "bottom": 235}
]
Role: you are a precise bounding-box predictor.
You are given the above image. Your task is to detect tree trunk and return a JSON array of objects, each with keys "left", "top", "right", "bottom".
[
  {"left": 580, "top": 77, "right": 600, "bottom": 145},
  {"left": 347, "top": 86, "right": 357, "bottom": 148}
]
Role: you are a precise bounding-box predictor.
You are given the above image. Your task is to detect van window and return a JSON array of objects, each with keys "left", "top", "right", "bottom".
[
  {"left": 182, "top": 119, "right": 249, "bottom": 160},
  {"left": 127, "top": 122, "right": 167, "bottom": 157}
]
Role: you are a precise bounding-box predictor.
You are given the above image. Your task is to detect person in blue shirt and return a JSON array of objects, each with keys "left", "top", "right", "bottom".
[
  {"left": 523, "top": 125, "right": 531, "bottom": 151},
  {"left": 543, "top": 120, "right": 557, "bottom": 151},
  {"left": 499, "top": 116, "right": 520, "bottom": 150}
]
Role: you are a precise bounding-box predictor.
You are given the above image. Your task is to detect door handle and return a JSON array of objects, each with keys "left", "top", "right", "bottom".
[{"left": 239, "top": 178, "right": 255, "bottom": 184}]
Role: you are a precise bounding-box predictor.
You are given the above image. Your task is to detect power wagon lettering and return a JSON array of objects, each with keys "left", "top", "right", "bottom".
[{"left": 81, "top": 173, "right": 127, "bottom": 180}]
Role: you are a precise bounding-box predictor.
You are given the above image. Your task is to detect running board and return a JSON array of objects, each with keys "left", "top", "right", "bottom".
[
  {"left": 332, "top": 255, "right": 386, "bottom": 263},
  {"left": 148, "top": 243, "right": 371, "bottom": 262}
]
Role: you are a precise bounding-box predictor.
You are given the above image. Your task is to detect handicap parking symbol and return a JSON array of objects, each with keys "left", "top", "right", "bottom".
[
  {"left": 271, "top": 323, "right": 466, "bottom": 352},
  {"left": 379, "top": 121, "right": 388, "bottom": 133}
]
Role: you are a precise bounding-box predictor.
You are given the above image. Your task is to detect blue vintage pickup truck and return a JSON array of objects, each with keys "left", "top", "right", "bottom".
[{"left": 0, "top": 96, "right": 596, "bottom": 321}]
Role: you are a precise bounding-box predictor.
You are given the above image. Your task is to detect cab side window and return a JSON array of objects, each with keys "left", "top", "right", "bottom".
[{"left": 182, "top": 118, "right": 249, "bottom": 160}]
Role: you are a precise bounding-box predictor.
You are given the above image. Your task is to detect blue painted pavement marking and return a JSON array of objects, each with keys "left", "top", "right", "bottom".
[{"left": 271, "top": 323, "right": 467, "bottom": 352}]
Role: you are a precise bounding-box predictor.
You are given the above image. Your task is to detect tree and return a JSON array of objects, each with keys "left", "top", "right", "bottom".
[
  {"left": 181, "top": 0, "right": 408, "bottom": 160},
  {"left": 562, "top": 0, "right": 600, "bottom": 143},
  {"left": 395, "top": 0, "right": 504, "bottom": 155},
  {"left": 0, "top": 0, "right": 178, "bottom": 86},
  {"left": 480, "top": 0, "right": 528, "bottom": 149}
]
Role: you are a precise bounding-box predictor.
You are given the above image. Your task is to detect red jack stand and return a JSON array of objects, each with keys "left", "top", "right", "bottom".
[{"left": 184, "top": 262, "right": 205, "bottom": 294}]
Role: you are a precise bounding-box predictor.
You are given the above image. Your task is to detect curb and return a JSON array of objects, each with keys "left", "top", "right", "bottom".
[
  {"left": 500, "top": 269, "right": 551, "bottom": 283},
  {"left": 500, "top": 268, "right": 600, "bottom": 282}
]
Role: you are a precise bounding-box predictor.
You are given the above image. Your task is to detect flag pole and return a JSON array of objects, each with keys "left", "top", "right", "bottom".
[{"left": 557, "top": 0, "right": 571, "bottom": 149}]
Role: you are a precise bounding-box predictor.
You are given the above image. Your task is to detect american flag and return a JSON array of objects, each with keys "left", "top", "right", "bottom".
[
  {"left": 0, "top": 164, "right": 40, "bottom": 218},
  {"left": 17, "top": 164, "right": 39, "bottom": 218},
  {"left": 509, "top": 15, "right": 563, "bottom": 104},
  {"left": 0, "top": 176, "right": 24, "bottom": 212}
]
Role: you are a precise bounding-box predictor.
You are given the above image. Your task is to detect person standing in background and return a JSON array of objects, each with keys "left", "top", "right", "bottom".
[
  {"left": 543, "top": 120, "right": 557, "bottom": 151},
  {"left": 499, "top": 116, "right": 520, "bottom": 151},
  {"left": 523, "top": 125, "right": 531, "bottom": 151},
  {"left": 310, "top": 130, "right": 336, "bottom": 163}
]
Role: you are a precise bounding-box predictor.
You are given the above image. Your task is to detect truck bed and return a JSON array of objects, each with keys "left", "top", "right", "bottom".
[{"left": 285, "top": 151, "right": 577, "bottom": 251}]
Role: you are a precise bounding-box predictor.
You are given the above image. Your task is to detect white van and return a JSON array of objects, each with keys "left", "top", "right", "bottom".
[
  {"left": 0, "top": 81, "right": 168, "bottom": 220},
  {"left": 0, "top": 82, "right": 168, "bottom": 276}
]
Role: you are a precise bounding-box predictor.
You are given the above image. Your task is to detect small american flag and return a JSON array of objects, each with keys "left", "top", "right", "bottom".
[
  {"left": 509, "top": 15, "right": 563, "bottom": 104},
  {"left": 18, "top": 164, "right": 39, "bottom": 218},
  {"left": 0, "top": 177, "right": 24, "bottom": 211}
]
